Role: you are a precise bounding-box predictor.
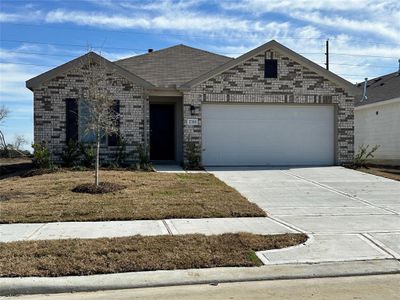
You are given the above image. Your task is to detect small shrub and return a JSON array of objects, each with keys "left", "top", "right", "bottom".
[
  {"left": 185, "top": 141, "right": 201, "bottom": 170},
  {"left": 354, "top": 144, "right": 380, "bottom": 168},
  {"left": 80, "top": 143, "right": 95, "bottom": 168},
  {"left": 32, "top": 142, "right": 52, "bottom": 169},
  {"left": 61, "top": 140, "right": 80, "bottom": 167},
  {"left": 114, "top": 137, "right": 128, "bottom": 167},
  {"left": 137, "top": 143, "right": 152, "bottom": 170}
]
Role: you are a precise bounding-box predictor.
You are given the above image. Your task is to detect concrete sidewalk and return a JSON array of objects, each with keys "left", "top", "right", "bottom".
[{"left": 0, "top": 217, "right": 295, "bottom": 243}]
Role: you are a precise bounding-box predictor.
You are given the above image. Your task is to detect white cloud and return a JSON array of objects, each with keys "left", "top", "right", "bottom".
[
  {"left": 221, "top": 0, "right": 365, "bottom": 13},
  {"left": 290, "top": 11, "right": 400, "bottom": 43},
  {"left": 0, "top": 11, "right": 43, "bottom": 22},
  {"left": 43, "top": 8, "right": 291, "bottom": 35},
  {"left": 220, "top": 0, "right": 400, "bottom": 44}
]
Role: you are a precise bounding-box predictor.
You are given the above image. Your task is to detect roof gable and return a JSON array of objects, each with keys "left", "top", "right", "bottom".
[
  {"left": 181, "top": 40, "right": 359, "bottom": 96},
  {"left": 114, "top": 44, "right": 233, "bottom": 88},
  {"left": 26, "top": 52, "right": 155, "bottom": 90}
]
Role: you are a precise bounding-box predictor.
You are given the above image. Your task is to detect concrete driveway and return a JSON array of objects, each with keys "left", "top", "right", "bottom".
[{"left": 207, "top": 166, "right": 400, "bottom": 264}]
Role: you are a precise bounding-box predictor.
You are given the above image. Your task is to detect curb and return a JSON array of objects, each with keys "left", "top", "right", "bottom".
[{"left": 1, "top": 259, "right": 400, "bottom": 296}]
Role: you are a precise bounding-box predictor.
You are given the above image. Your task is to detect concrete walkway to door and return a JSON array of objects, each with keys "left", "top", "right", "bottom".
[{"left": 207, "top": 166, "right": 400, "bottom": 264}]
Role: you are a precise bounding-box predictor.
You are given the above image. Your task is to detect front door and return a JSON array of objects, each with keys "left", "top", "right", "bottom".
[{"left": 150, "top": 104, "right": 175, "bottom": 160}]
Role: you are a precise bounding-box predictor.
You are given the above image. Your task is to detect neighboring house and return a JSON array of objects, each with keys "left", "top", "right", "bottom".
[
  {"left": 355, "top": 72, "right": 400, "bottom": 165},
  {"left": 26, "top": 40, "right": 358, "bottom": 166}
]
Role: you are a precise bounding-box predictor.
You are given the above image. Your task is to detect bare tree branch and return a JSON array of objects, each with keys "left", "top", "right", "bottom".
[
  {"left": 0, "top": 105, "right": 10, "bottom": 124},
  {"left": 13, "top": 134, "right": 28, "bottom": 151},
  {"left": 78, "top": 52, "right": 120, "bottom": 186},
  {"left": 0, "top": 105, "right": 10, "bottom": 155}
]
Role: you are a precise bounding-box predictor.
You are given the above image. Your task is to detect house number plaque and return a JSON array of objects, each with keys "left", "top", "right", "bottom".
[{"left": 187, "top": 119, "right": 199, "bottom": 126}]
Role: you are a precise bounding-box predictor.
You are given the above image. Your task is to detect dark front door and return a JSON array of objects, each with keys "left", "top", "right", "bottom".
[{"left": 150, "top": 104, "right": 175, "bottom": 160}]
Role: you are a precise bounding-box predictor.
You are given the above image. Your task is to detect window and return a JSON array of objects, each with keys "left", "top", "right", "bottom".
[
  {"left": 78, "top": 100, "right": 120, "bottom": 145},
  {"left": 66, "top": 98, "right": 78, "bottom": 143},
  {"left": 107, "top": 100, "right": 120, "bottom": 146},
  {"left": 264, "top": 59, "right": 278, "bottom": 78},
  {"left": 78, "top": 100, "right": 97, "bottom": 143}
]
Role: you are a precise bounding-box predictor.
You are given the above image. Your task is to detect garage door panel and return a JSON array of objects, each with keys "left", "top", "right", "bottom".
[{"left": 202, "top": 104, "right": 334, "bottom": 166}]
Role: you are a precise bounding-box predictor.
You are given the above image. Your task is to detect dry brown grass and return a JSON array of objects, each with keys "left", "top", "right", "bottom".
[
  {"left": 0, "top": 158, "right": 31, "bottom": 166},
  {"left": 0, "top": 233, "right": 307, "bottom": 277},
  {"left": 0, "top": 170, "right": 266, "bottom": 223}
]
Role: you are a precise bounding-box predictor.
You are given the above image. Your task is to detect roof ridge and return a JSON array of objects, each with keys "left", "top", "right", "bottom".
[
  {"left": 174, "top": 44, "right": 233, "bottom": 59},
  {"left": 114, "top": 44, "right": 232, "bottom": 63},
  {"left": 366, "top": 71, "right": 399, "bottom": 83},
  {"left": 356, "top": 71, "right": 399, "bottom": 87}
]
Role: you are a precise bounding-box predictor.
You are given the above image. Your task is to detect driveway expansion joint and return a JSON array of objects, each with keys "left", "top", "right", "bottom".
[
  {"left": 280, "top": 169, "right": 397, "bottom": 215},
  {"left": 362, "top": 233, "right": 400, "bottom": 259},
  {"left": 266, "top": 216, "right": 306, "bottom": 233}
]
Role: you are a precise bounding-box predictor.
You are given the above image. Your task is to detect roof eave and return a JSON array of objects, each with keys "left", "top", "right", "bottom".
[{"left": 25, "top": 52, "right": 156, "bottom": 91}]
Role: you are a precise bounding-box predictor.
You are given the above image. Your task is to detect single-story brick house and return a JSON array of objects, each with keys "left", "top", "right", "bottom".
[
  {"left": 355, "top": 71, "right": 400, "bottom": 165},
  {"left": 26, "top": 40, "right": 358, "bottom": 166}
]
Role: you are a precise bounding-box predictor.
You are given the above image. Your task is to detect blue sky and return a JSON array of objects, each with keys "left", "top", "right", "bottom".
[{"left": 1, "top": 0, "right": 400, "bottom": 149}]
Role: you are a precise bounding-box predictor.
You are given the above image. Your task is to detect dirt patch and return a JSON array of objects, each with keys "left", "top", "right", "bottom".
[
  {"left": 0, "top": 233, "right": 307, "bottom": 277},
  {"left": 72, "top": 182, "right": 127, "bottom": 194},
  {"left": 0, "top": 170, "right": 266, "bottom": 223},
  {"left": 0, "top": 158, "right": 33, "bottom": 179},
  {"left": 20, "top": 168, "right": 60, "bottom": 178},
  {"left": 357, "top": 167, "right": 400, "bottom": 181}
]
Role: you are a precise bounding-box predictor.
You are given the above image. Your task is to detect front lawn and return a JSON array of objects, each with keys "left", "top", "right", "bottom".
[
  {"left": 0, "top": 233, "right": 307, "bottom": 277},
  {"left": 0, "top": 170, "right": 266, "bottom": 223}
]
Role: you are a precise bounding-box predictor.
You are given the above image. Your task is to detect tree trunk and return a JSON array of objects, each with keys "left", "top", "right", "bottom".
[
  {"left": 95, "top": 138, "right": 100, "bottom": 186},
  {"left": 0, "top": 130, "right": 8, "bottom": 156}
]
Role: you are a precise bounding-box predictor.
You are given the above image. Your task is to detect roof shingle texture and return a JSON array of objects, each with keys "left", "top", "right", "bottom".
[
  {"left": 114, "top": 44, "right": 233, "bottom": 88},
  {"left": 355, "top": 71, "right": 400, "bottom": 106}
]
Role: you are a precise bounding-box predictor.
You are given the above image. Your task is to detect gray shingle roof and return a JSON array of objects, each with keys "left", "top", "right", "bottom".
[
  {"left": 114, "top": 44, "right": 233, "bottom": 88},
  {"left": 355, "top": 71, "right": 400, "bottom": 106}
]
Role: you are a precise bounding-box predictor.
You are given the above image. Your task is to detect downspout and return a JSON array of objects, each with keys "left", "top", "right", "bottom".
[{"left": 361, "top": 77, "right": 368, "bottom": 102}]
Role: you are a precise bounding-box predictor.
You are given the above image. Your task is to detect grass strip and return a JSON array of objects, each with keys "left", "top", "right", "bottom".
[{"left": 0, "top": 233, "right": 307, "bottom": 277}]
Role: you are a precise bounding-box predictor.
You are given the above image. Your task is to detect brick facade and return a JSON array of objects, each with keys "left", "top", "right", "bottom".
[
  {"left": 33, "top": 64, "right": 147, "bottom": 163},
  {"left": 183, "top": 49, "right": 354, "bottom": 164},
  {"left": 32, "top": 47, "right": 354, "bottom": 165}
]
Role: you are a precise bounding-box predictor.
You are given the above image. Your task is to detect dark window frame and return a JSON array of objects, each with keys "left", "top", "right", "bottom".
[
  {"left": 107, "top": 100, "right": 120, "bottom": 147},
  {"left": 264, "top": 59, "right": 278, "bottom": 79},
  {"left": 65, "top": 98, "right": 79, "bottom": 143}
]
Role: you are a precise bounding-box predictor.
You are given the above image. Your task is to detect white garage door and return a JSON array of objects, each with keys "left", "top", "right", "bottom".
[{"left": 202, "top": 104, "right": 335, "bottom": 166}]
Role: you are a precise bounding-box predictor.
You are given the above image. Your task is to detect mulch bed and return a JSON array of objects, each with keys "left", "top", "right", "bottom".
[
  {"left": 0, "top": 233, "right": 307, "bottom": 277},
  {"left": 72, "top": 182, "right": 127, "bottom": 194}
]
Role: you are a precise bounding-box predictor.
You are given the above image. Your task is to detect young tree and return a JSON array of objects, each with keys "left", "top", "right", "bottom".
[
  {"left": 0, "top": 105, "right": 10, "bottom": 156},
  {"left": 79, "top": 52, "right": 119, "bottom": 186}
]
